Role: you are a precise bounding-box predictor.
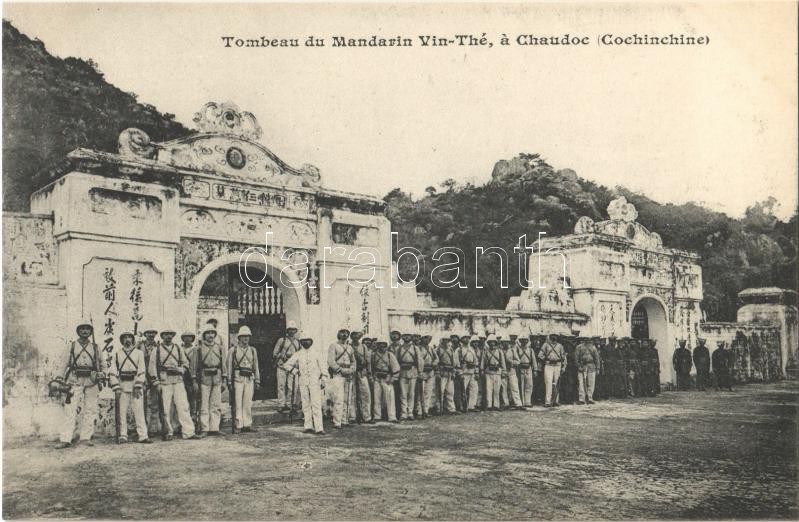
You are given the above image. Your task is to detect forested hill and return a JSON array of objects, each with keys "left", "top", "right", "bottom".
[
  {"left": 2, "top": 19, "right": 190, "bottom": 211},
  {"left": 2, "top": 20, "right": 796, "bottom": 321},
  {"left": 385, "top": 154, "right": 798, "bottom": 321}
]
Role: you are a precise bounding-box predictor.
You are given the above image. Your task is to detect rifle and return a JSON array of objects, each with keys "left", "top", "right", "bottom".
[
  {"left": 438, "top": 374, "right": 444, "bottom": 415},
  {"left": 88, "top": 314, "right": 105, "bottom": 391},
  {"left": 355, "top": 370, "right": 363, "bottom": 423},
  {"left": 229, "top": 377, "right": 237, "bottom": 433},
  {"left": 344, "top": 373, "right": 351, "bottom": 424},
  {"left": 414, "top": 374, "right": 423, "bottom": 418},
  {"left": 114, "top": 390, "right": 121, "bottom": 443},
  {"left": 155, "top": 346, "right": 167, "bottom": 438},
  {"left": 289, "top": 373, "right": 296, "bottom": 424}
]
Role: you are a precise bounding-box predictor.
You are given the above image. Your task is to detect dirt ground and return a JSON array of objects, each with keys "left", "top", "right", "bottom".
[{"left": 3, "top": 381, "right": 797, "bottom": 520}]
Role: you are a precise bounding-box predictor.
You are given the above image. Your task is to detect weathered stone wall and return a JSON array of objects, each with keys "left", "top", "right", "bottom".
[
  {"left": 388, "top": 308, "right": 588, "bottom": 339},
  {"left": 699, "top": 322, "right": 783, "bottom": 382}
]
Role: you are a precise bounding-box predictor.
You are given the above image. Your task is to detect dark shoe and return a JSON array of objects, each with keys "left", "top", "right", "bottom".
[
  {"left": 77, "top": 440, "right": 94, "bottom": 447},
  {"left": 196, "top": 431, "right": 207, "bottom": 439},
  {"left": 232, "top": 428, "right": 241, "bottom": 434},
  {"left": 55, "top": 442, "right": 72, "bottom": 449},
  {"left": 207, "top": 431, "right": 225, "bottom": 437},
  {"left": 576, "top": 401, "right": 586, "bottom": 405},
  {"left": 244, "top": 426, "right": 258, "bottom": 433},
  {"left": 163, "top": 434, "right": 174, "bottom": 441},
  {"left": 389, "top": 420, "right": 400, "bottom": 424},
  {"left": 117, "top": 438, "right": 128, "bottom": 444},
  {"left": 587, "top": 400, "right": 595, "bottom": 405},
  {"left": 333, "top": 425, "right": 343, "bottom": 430},
  {"left": 368, "top": 419, "right": 377, "bottom": 424},
  {"left": 315, "top": 431, "right": 327, "bottom": 435},
  {"left": 185, "top": 434, "right": 202, "bottom": 440},
  {"left": 139, "top": 438, "right": 153, "bottom": 444},
  {"left": 303, "top": 428, "right": 314, "bottom": 434}
]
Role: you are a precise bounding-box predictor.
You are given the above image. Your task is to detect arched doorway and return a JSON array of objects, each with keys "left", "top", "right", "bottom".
[
  {"left": 631, "top": 296, "right": 672, "bottom": 385},
  {"left": 188, "top": 254, "right": 307, "bottom": 400}
]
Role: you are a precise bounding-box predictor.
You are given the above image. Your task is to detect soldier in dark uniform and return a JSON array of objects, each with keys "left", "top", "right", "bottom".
[
  {"left": 649, "top": 339, "right": 661, "bottom": 395},
  {"left": 636, "top": 339, "right": 651, "bottom": 396},
  {"left": 605, "top": 337, "right": 624, "bottom": 398},
  {"left": 620, "top": 338, "right": 639, "bottom": 397},
  {"left": 559, "top": 335, "right": 578, "bottom": 405},
  {"left": 693, "top": 338, "right": 711, "bottom": 391},
  {"left": 595, "top": 337, "right": 610, "bottom": 400},
  {"left": 531, "top": 336, "right": 546, "bottom": 404},
  {"left": 672, "top": 339, "right": 693, "bottom": 391},
  {"left": 712, "top": 340, "right": 733, "bottom": 391}
]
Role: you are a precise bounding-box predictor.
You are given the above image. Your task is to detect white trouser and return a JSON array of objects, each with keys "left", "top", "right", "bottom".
[
  {"left": 60, "top": 384, "right": 98, "bottom": 443},
  {"left": 399, "top": 376, "right": 417, "bottom": 419},
  {"left": 118, "top": 390, "right": 147, "bottom": 441},
  {"left": 160, "top": 383, "right": 195, "bottom": 437},
  {"left": 199, "top": 382, "right": 223, "bottom": 432},
  {"left": 485, "top": 373, "right": 501, "bottom": 408},
  {"left": 355, "top": 373, "right": 372, "bottom": 421},
  {"left": 578, "top": 370, "right": 596, "bottom": 402},
  {"left": 372, "top": 377, "right": 396, "bottom": 421},
  {"left": 503, "top": 371, "right": 522, "bottom": 406},
  {"left": 416, "top": 373, "right": 435, "bottom": 416},
  {"left": 544, "top": 364, "right": 562, "bottom": 405},
  {"left": 233, "top": 378, "right": 254, "bottom": 428},
  {"left": 439, "top": 373, "right": 456, "bottom": 412},
  {"left": 519, "top": 368, "right": 534, "bottom": 406},
  {"left": 462, "top": 373, "right": 478, "bottom": 410},
  {"left": 277, "top": 367, "right": 300, "bottom": 408},
  {"left": 331, "top": 375, "right": 353, "bottom": 427},
  {"left": 300, "top": 382, "right": 324, "bottom": 432}
]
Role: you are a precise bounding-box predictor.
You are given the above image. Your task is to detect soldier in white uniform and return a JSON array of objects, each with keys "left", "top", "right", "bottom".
[
  {"left": 538, "top": 334, "right": 567, "bottom": 407},
  {"left": 283, "top": 334, "right": 327, "bottom": 435},
  {"left": 227, "top": 325, "right": 260, "bottom": 433},
  {"left": 148, "top": 327, "right": 197, "bottom": 440},
  {"left": 350, "top": 331, "right": 373, "bottom": 424},
  {"left": 109, "top": 331, "right": 151, "bottom": 444},
  {"left": 517, "top": 337, "right": 538, "bottom": 407},
  {"left": 415, "top": 335, "right": 438, "bottom": 419},
  {"left": 180, "top": 331, "right": 198, "bottom": 423},
  {"left": 437, "top": 337, "right": 461, "bottom": 414},
  {"left": 396, "top": 333, "right": 423, "bottom": 420},
  {"left": 195, "top": 323, "right": 228, "bottom": 436},
  {"left": 460, "top": 337, "right": 480, "bottom": 412},
  {"left": 370, "top": 340, "right": 400, "bottom": 423},
  {"left": 327, "top": 328, "right": 356, "bottom": 429},
  {"left": 137, "top": 327, "right": 162, "bottom": 437},
  {"left": 501, "top": 339, "right": 524, "bottom": 410},
  {"left": 55, "top": 321, "right": 106, "bottom": 448},
  {"left": 273, "top": 321, "right": 300, "bottom": 412},
  {"left": 481, "top": 335, "right": 506, "bottom": 411}
]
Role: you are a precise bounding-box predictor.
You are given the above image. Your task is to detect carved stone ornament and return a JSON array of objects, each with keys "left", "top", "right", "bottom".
[
  {"left": 607, "top": 196, "right": 638, "bottom": 222},
  {"left": 118, "top": 128, "right": 158, "bottom": 159},
  {"left": 193, "top": 101, "right": 263, "bottom": 141},
  {"left": 573, "top": 216, "right": 595, "bottom": 234}
]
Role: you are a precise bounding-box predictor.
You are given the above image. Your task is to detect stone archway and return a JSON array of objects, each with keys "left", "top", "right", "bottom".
[{"left": 631, "top": 295, "right": 672, "bottom": 384}]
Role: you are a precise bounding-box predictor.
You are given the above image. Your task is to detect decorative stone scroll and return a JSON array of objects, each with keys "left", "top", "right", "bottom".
[
  {"left": 192, "top": 101, "right": 263, "bottom": 141},
  {"left": 574, "top": 196, "right": 664, "bottom": 250}
]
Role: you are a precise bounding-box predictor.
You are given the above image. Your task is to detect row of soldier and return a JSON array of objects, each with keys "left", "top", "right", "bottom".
[
  {"left": 52, "top": 319, "right": 261, "bottom": 447},
  {"left": 51, "top": 318, "right": 669, "bottom": 445},
  {"left": 272, "top": 327, "right": 665, "bottom": 435}
]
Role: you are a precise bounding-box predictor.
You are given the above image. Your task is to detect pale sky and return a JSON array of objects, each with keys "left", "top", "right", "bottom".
[{"left": 3, "top": 2, "right": 798, "bottom": 219}]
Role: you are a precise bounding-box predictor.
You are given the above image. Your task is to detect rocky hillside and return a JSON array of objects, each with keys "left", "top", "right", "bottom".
[
  {"left": 2, "top": 19, "right": 190, "bottom": 211},
  {"left": 3, "top": 20, "right": 796, "bottom": 321},
  {"left": 386, "top": 154, "right": 797, "bottom": 321}
]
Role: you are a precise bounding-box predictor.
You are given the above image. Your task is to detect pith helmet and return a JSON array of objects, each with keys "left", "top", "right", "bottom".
[
  {"left": 143, "top": 327, "right": 158, "bottom": 335},
  {"left": 486, "top": 334, "right": 498, "bottom": 344},
  {"left": 119, "top": 331, "right": 135, "bottom": 343},
  {"left": 160, "top": 326, "right": 177, "bottom": 336},
  {"left": 75, "top": 320, "right": 93, "bottom": 334},
  {"left": 286, "top": 320, "right": 298, "bottom": 331},
  {"left": 181, "top": 331, "right": 196, "bottom": 339},
  {"left": 202, "top": 322, "right": 217, "bottom": 334},
  {"left": 237, "top": 325, "right": 252, "bottom": 337}
]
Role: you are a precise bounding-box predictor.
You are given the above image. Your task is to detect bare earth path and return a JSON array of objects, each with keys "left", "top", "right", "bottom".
[{"left": 4, "top": 381, "right": 797, "bottom": 520}]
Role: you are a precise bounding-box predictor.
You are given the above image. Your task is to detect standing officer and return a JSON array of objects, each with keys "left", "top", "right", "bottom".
[
  {"left": 649, "top": 339, "right": 661, "bottom": 395},
  {"left": 575, "top": 336, "right": 601, "bottom": 405},
  {"left": 328, "top": 328, "right": 356, "bottom": 429},
  {"left": 179, "top": 331, "right": 198, "bottom": 423},
  {"left": 672, "top": 339, "right": 693, "bottom": 391},
  {"left": 475, "top": 336, "right": 486, "bottom": 410},
  {"left": 196, "top": 322, "right": 228, "bottom": 437},
  {"left": 538, "top": 334, "right": 566, "bottom": 407},
  {"left": 481, "top": 335, "right": 505, "bottom": 411},
  {"left": 56, "top": 321, "right": 106, "bottom": 449},
  {"left": 148, "top": 326, "right": 197, "bottom": 441},
  {"left": 531, "top": 336, "right": 546, "bottom": 404},
  {"left": 622, "top": 337, "right": 641, "bottom": 397},
  {"left": 273, "top": 321, "right": 300, "bottom": 413},
  {"left": 351, "top": 331, "right": 373, "bottom": 424},
  {"left": 437, "top": 337, "right": 461, "bottom": 414},
  {"left": 388, "top": 330, "right": 403, "bottom": 414},
  {"left": 517, "top": 337, "right": 537, "bottom": 408},
  {"left": 459, "top": 336, "right": 480, "bottom": 412},
  {"left": 283, "top": 334, "right": 327, "bottom": 435},
  {"left": 416, "top": 335, "right": 438, "bottom": 419},
  {"left": 227, "top": 326, "right": 260, "bottom": 433},
  {"left": 501, "top": 339, "right": 523, "bottom": 409},
  {"left": 592, "top": 337, "right": 608, "bottom": 400},
  {"left": 395, "top": 333, "right": 422, "bottom": 420},
  {"left": 693, "top": 338, "right": 711, "bottom": 391},
  {"left": 137, "top": 327, "right": 162, "bottom": 437},
  {"left": 712, "top": 340, "right": 734, "bottom": 391},
  {"left": 371, "top": 340, "right": 400, "bottom": 423},
  {"left": 109, "top": 331, "right": 150, "bottom": 444}
]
